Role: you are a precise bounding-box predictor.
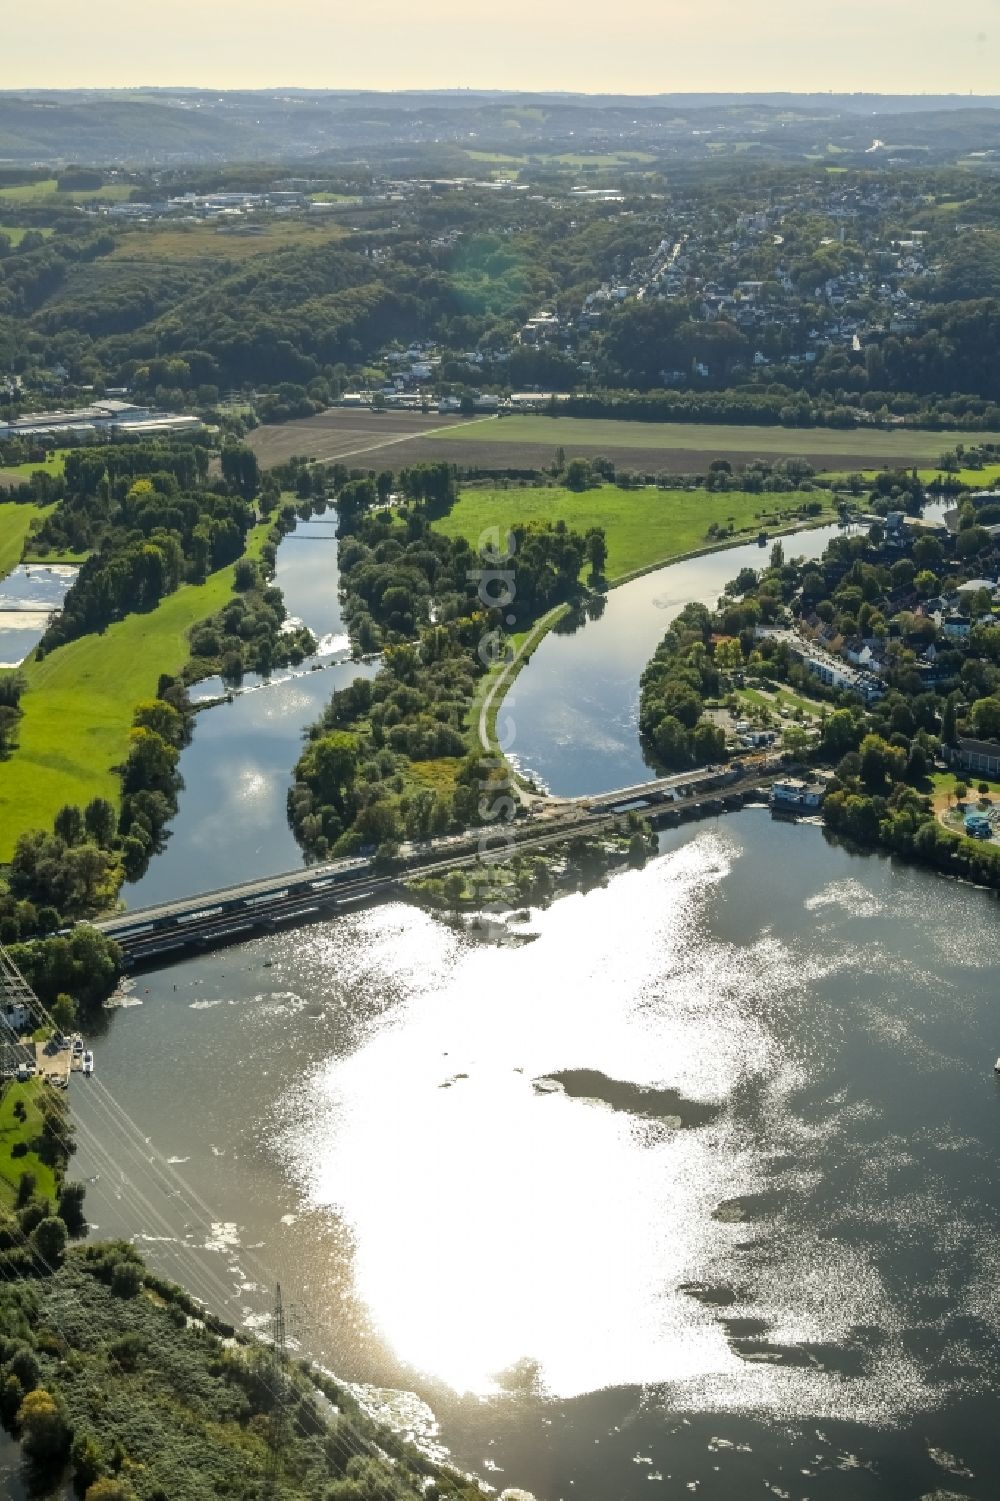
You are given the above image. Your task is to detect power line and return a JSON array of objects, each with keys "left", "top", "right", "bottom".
[
  {"left": 0, "top": 943, "right": 469, "bottom": 1501},
  {"left": 263, "top": 1282, "right": 290, "bottom": 1500}
]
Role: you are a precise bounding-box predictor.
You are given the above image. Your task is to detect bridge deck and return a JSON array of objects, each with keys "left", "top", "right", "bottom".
[{"left": 91, "top": 764, "right": 782, "bottom": 957}]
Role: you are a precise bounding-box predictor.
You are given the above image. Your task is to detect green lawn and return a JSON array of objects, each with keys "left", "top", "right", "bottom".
[
  {"left": 0, "top": 1079, "right": 56, "bottom": 1208},
  {"left": 0, "top": 512, "right": 276, "bottom": 861},
  {"left": 0, "top": 225, "right": 54, "bottom": 246},
  {"left": 918, "top": 465, "right": 1000, "bottom": 488},
  {"left": 436, "top": 416, "right": 1000, "bottom": 465},
  {"left": 0, "top": 499, "right": 57, "bottom": 581},
  {"left": 433, "top": 484, "right": 833, "bottom": 583}
]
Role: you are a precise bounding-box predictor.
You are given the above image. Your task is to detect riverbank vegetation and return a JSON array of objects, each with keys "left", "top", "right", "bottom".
[
  {"left": 639, "top": 603, "right": 728, "bottom": 770},
  {"left": 0, "top": 507, "right": 276, "bottom": 866},
  {"left": 31, "top": 442, "right": 254, "bottom": 651},
  {"left": 0, "top": 1078, "right": 67, "bottom": 1209},
  {"left": 0, "top": 445, "right": 306, "bottom": 1001},
  {"left": 0, "top": 1073, "right": 83, "bottom": 1289},
  {"left": 0, "top": 1242, "right": 481, "bottom": 1501},
  {"left": 407, "top": 819, "right": 657, "bottom": 913},
  {"left": 695, "top": 490, "right": 1000, "bottom": 889},
  {"left": 0, "top": 441, "right": 278, "bottom": 812}
]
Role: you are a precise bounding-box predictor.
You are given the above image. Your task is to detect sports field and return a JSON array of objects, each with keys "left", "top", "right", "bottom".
[
  {"left": 0, "top": 513, "right": 275, "bottom": 862},
  {"left": 432, "top": 483, "right": 833, "bottom": 583}
]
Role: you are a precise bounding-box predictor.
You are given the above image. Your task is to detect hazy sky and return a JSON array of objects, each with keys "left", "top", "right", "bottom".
[{"left": 5, "top": 0, "right": 999, "bottom": 93}]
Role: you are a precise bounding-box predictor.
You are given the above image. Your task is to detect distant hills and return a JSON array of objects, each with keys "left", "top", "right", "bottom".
[{"left": 4, "top": 89, "right": 1000, "bottom": 167}]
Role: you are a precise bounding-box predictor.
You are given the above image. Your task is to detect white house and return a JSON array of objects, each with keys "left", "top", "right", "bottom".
[{"left": 770, "top": 779, "right": 825, "bottom": 811}]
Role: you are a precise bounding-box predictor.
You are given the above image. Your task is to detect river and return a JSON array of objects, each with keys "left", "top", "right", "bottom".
[
  {"left": 125, "top": 514, "right": 376, "bottom": 907},
  {"left": 506, "top": 523, "right": 869, "bottom": 797},
  {"left": 125, "top": 511, "right": 866, "bottom": 905},
  {"left": 73, "top": 818, "right": 1000, "bottom": 1499},
  {"left": 68, "top": 502, "right": 1000, "bottom": 1499}
]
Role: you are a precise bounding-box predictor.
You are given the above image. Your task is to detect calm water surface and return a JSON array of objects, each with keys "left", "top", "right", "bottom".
[
  {"left": 73, "top": 818, "right": 1000, "bottom": 1499},
  {"left": 507, "top": 512, "right": 952, "bottom": 797},
  {"left": 125, "top": 513, "right": 376, "bottom": 906},
  {"left": 69, "top": 503, "right": 1000, "bottom": 1500}
]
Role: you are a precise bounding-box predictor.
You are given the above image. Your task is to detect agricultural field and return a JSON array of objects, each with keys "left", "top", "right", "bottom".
[
  {"left": 463, "top": 149, "right": 655, "bottom": 169},
  {"left": 0, "top": 499, "right": 58, "bottom": 581},
  {"left": 247, "top": 409, "right": 995, "bottom": 477},
  {"left": 112, "top": 217, "right": 347, "bottom": 262},
  {"left": 432, "top": 482, "right": 835, "bottom": 583},
  {"left": 437, "top": 415, "right": 997, "bottom": 467},
  {"left": 0, "top": 512, "right": 276, "bottom": 862},
  {"left": 246, "top": 407, "right": 474, "bottom": 466}
]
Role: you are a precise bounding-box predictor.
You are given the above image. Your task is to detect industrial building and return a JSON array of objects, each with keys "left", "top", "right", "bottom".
[{"left": 0, "top": 401, "right": 204, "bottom": 442}]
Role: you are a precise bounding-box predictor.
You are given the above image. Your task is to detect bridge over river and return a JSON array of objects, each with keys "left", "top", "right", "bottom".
[{"left": 89, "top": 763, "right": 782, "bottom": 969}]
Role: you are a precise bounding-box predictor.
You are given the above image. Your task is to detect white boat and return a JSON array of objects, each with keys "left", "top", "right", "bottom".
[
  {"left": 81, "top": 1050, "right": 94, "bottom": 1076},
  {"left": 994, "top": 1057, "right": 1000, "bottom": 1074}
]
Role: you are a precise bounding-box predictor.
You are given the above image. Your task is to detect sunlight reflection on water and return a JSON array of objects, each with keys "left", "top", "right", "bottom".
[{"left": 273, "top": 829, "right": 997, "bottom": 1423}]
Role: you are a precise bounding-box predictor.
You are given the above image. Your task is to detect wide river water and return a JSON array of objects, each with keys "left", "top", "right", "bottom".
[{"left": 69, "top": 503, "right": 1000, "bottom": 1498}]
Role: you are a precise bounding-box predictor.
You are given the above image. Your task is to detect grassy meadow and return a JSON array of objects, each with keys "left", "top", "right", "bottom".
[
  {"left": 0, "top": 179, "right": 134, "bottom": 204},
  {"left": 432, "top": 483, "right": 834, "bottom": 582},
  {"left": 0, "top": 448, "right": 70, "bottom": 485},
  {"left": 0, "top": 512, "right": 276, "bottom": 861},
  {"left": 0, "top": 499, "right": 58, "bottom": 581},
  {"left": 112, "top": 219, "right": 346, "bottom": 262},
  {"left": 0, "top": 1079, "right": 56, "bottom": 1207},
  {"left": 0, "top": 225, "right": 55, "bottom": 245}
]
